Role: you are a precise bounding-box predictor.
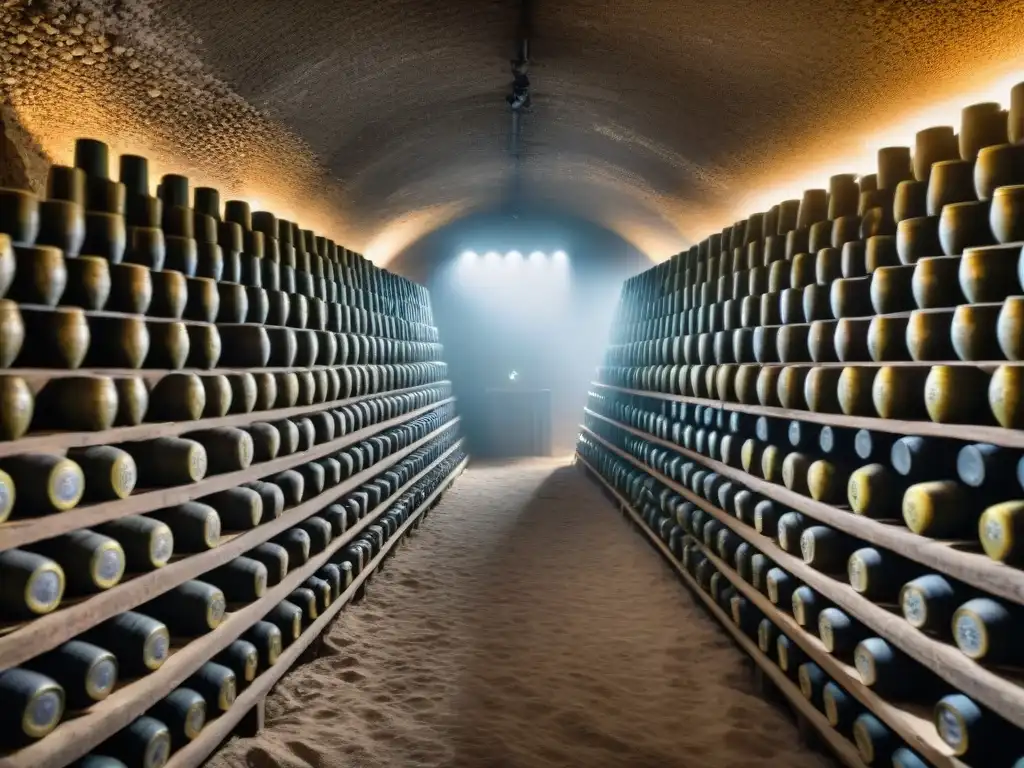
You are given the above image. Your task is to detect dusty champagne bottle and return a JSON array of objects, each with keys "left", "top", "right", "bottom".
[
  {"left": 144, "top": 581, "right": 226, "bottom": 636},
  {"left": 203, "top": 486, "right": 263, "bottom": 530},
  {"left": 852, "top": 712, "right": 897, "bottom": 766},
  {"left": 149, "top": 687, "right": 206, "bottom": 750},
  {"left": 0, "top": 453, "right": 84, "bottom": 516},
  {"left": 102, "top": 715, "right": 171, "bottom": 768},
  {"left": 776, "top": 511, "right": 810, "bottom": 553},
  {"left": 29, "top": 530, "right": 126, "bottom": 594},
  {"left": 24, "top": 639, "right": 118, "bottom": 709},
  {"left": 203, "top": 557, "right": 268, "bottom": 603},
  {"left": 243, "top": 620, "right": 283, "bottom": 668},
  {"left": 95, "top": 516, "right": 174, "bottom": 571},
  {"left": 247, "top": 542, "right": 290, "bottom": 586},
  {"left": 797, "top": 661, "right": 828, "bottom": 709},
  {"left": 854, "top": 637, "right": 930, "bottom": 699},
  {"left": 900, "top": 573, "right": 962, "bottom": 636},
  {"left": 185, "top": 661, "right": 237, "bottom": 713},
  {"left": 0, "top": 549, "right": 65, "bottom": 618},
  {"left": 274, "top": 528, "right": 312, "bottom": 567},
  {"left": 317, "top": 563, "right": 344, "bottom": 600},
  {"left": 117, "top": 437, "right": 208, "bottom": 488},
  {"left": 979, "top": 500, "right": 1024, "bottom": 564},
  {"left": 776, "top": 634, "right": 807, "bottom": 679},
  {"left": 265, "top": 600, "right": 303, "bottom": 644},
  {"left": 298, "top": 516, "right": 334, "bottom": 555},
  {"left": 244, "top": 480, "right": 286, "bottom": 523},
  {"left": 0, "top": 667, "right": 66, "bottom": 746},
  {"left": 952, "top": 597, "right": 1022, "bottom": 665},
  {"left": 303, "top": 575, "right": 333, "bottom": 613},
  {"left": 823, "top": 681, "right": 861, "bottom": 736},
  {"left": 934, "top": 693, "right": 1017, "bottom": 762},
  {"left": 82, "top": 612, "right": 170, "bottom": 677},
  {"left": 149, "top": 502, "right": 221, "bottom": 553},
  {"left": 847, "top": 547, "right": 917, "bottom": 603},
  {"left": 817, "top": 607, "right": 867, "bottom": 656},
  {"left": 215, "top": 639, "right": 260, "bottom": 687},
  {"left": 65, "top": 446, "right": 138, "bottom": 502},
  {"left": 791, "top": 585, "right": 826, "bottom": 628}
]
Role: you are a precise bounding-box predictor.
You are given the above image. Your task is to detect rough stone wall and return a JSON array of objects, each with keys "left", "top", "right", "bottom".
[
  {"left": 2, "top": 0, "right": 1024, "bottom": 263},
  {"left": 0, "top": 0, "right": 352, "bottom": 246}
]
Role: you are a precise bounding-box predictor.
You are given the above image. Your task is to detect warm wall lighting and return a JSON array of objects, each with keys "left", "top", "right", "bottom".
[{"left": 735, "top": 70, "right": 1024, "bottom": 225}]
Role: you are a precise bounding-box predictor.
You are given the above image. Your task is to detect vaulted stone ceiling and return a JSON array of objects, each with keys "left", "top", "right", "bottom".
[{"left": 2, "top": 0, "right": 1024, "bottom": 264}]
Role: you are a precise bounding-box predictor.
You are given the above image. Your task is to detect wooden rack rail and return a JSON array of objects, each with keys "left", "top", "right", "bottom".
[
  {"left": 0, "top": 441, "right": 465, "bottom": 768},
  {"left": 579, "top": 420, "right": 1024, "bottom": 733},
  {"left": 576, "top": 453, "right": 868, "bottom": 768},
  {"left": 590, "top": 379, "right": 1024, "bottom": 450},
  {"left": 0, "top": 411, "right": 459, "bottom": 671}
]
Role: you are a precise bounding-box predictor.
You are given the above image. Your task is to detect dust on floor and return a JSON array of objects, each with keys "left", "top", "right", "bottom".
[{"left": 208, "top": 457, "right": 834, "bottom": 768}]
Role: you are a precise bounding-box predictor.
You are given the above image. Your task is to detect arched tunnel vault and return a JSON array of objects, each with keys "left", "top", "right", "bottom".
[{"left": 2, "top": 0, "right": 1024, "bottom": 265}]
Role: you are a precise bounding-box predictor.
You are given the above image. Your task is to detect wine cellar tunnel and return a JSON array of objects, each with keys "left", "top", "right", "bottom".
[{"left": 3, "top": 0, "right": 1024, "bottom": 767}]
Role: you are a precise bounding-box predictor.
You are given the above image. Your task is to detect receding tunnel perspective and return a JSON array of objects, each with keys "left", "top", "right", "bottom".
[{"left": 1, "top": 1, "right": 1024, "bottom": 767}]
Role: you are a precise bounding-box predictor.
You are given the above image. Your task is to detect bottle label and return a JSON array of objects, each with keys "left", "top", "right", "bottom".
[
  {"left": 205, "top": 515, "right": 222, "bottom": 548},
  {"left": 824, "top": 689, "right": 838, "bottom": 725},
  {"left": 29, "top": 570, "right": 62, "bottom": 610},
  {"left": 798, "top": 666, "right": 812, "bottom": 698},
  {"left": 151, "top": 530, "right": 173, "bottom": 566},
  {"left": 0, "top": 476, "right": 13, "bottom": 518},
  {"left": 27, "top": 689, "right": 61, "bottom": 735},
  {"left": 778, "top": 524, "right": 790, "bottom": 551},
  {"left": 953, "top": 613, "right": 984, "bottom": 658},
  {"left": 983, "top": 516, "right": 1004, "bottom": 548},
  {"left": 208, "top": 593, "right": 227, "bottom": 627},
  {"left": 52, "top": 465, "right": 82, "bottom": 507},
  {"left": 115, "top": 458, "right": 137, "bottom": 498},
  {"left": 852, "top": 643, "right": 873, "bottom": 679},
  {"left": 901, "top": 588, "right": 925, "bottom": 627},
  {"left": 819, "top": 617, "right": 834, "bottom": 651},
  {"left": 792, "top": 593, "right": 805, "bottom": 624},
  {"left": 186, "top": 703, "right": 205, "bottom": 737},
  {"left": 221, "top": 677, "right": 237, "bottom": 709},
  {"left": 88, "top": 657, "right": 117, "bottom": 697},
  {"left": 848, "top": 556, "right": 865, "bottom": 592},
  {"left": 190, "top": 447, "right": 209, "bottom": 480},
  {"left": 149, "top": 733, "right": 171, "bottom": 768},
  {"left": 245, "top": 648, "right": 258, "bottom": 680},
  {"left": 853, "top": 721, "right": 873, "bottom": 763},
  {"left": 777, "top": 641, "right": 789, "bottom": 670},
  {"left": 96, "top": 547, "right": 124, "bottom": 584},
  {"left": 148, "top": 630, "right": 170, "bottom": 666},
  {"left": 799, "top": 530, "right": 815, "bottom": 562},
  {"left": 936, "top": 707, "right": 963, "bottom": 750}
]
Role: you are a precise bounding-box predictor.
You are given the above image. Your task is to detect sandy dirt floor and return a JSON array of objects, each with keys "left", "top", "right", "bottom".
[{"left": 208, "top": 457, "right": 833, "bottom": 768}]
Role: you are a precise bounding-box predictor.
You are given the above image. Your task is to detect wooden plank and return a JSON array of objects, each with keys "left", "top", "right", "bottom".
[
  {"left": 161, "top": 457, "right": 468, "bottom": 768},
  {"left": 576, "top": 456, "right": 867, "bottom": 768},
  {"left": 690, "top": 535, "right": 962, "bottom": 767},
  {"left": 590, "top": 378, "right": 1024, "bottom": 450},
  {"left": 0, "top": 449, "right": 466, "bottom": 768},
  {"left": 584, "top": 407, "right": 1024, "bottom": 607},
  {"left": 0, "top": 418, "right": 460, "bottom": 672},
  {"left": 0, "top": 380, "right": 446, "bottom": 458},
  {"left": 0, "top": 397, "right": 455, "bottom": 550},
  {"left": 580, "top": 425, "right": 1024, "bottom": 733}
]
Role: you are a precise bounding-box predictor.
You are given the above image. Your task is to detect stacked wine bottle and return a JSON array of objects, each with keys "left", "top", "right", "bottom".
[
  {"left": 578, "top": 83, "right": 1024, "bottom": 768},
  {"left": 0, "top": 137, "right": 466, "bottom": 768}
]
